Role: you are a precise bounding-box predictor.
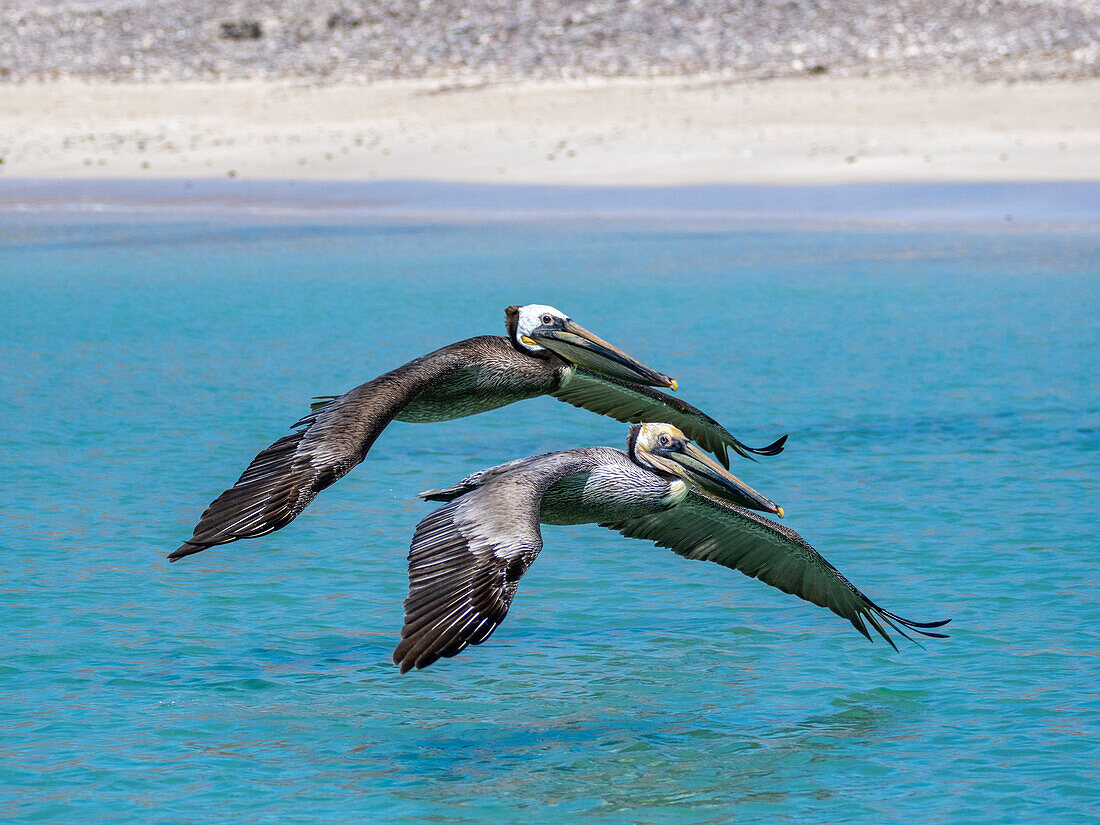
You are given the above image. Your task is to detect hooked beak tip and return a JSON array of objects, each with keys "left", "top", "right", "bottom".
[
  {"left": 667, "top": 378, "right": 678, "bottom": 391},
  {"left": 776, "top": 506, "right": 784, "bottom": 519},
  {"left": 521, "top": 335, "right": 537, "bottom": 347}
]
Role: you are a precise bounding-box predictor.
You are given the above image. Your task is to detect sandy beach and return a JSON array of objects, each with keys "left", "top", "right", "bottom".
[
  {"left": 1, "top": 0, "right": 1098, "bottom": 188},
  {"left": 1, "top": 76, "right": 1099, "bottom": 185}
]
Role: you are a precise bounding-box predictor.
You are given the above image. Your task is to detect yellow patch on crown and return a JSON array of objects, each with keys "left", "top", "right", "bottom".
[{"left": 635, "top": 422, "right": 687, "bottom": 451}]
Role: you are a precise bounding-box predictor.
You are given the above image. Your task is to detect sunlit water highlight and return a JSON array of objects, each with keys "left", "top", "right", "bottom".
[{"left": 1, "top": 212, "right": 1097, "bottom": 823}]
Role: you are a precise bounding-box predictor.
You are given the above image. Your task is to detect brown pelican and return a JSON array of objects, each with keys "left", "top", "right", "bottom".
[
  {"left": 169, "top": 306, "right": 787, "bottom": 562},
  {"left": 395, "top": 423, "right": 948, "bottom": 672}
]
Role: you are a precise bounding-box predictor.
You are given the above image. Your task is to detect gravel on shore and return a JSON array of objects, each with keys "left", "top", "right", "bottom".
[{"left": 0, "top": 0, "right": 1097, "bottom": 84}]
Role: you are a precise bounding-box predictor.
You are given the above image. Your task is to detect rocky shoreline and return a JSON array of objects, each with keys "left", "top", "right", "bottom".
[{"left": 0, "top": 0, "right": 1097, "bottom": 84}]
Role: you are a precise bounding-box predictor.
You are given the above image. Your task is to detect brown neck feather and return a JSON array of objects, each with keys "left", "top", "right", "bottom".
[
  {"left": 504, "top": 306, "right": 521, "bottom": 347},
  {"left": 626, "top": 425, "right": 642, "bottom": 463}
]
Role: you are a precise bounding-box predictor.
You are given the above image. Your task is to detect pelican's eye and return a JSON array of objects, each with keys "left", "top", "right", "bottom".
[
  {"left": 541, "top": 314, "right": 554, "bottom": 325},
  {"left": 658, "top": 434, "right": 672, "bottom": 447}
]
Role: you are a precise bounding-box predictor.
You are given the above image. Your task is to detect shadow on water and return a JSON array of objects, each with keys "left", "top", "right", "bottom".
[{"left": 350, "top": 674, "right": 922, "bottom": 821}]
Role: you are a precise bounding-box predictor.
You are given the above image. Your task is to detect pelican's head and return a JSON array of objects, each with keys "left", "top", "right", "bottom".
[
  {"left": 628, "top": 423, "right": 784, "bottom": 517},
  {"left": 505, "top": 304, "right": 677, "bottom": 390}
]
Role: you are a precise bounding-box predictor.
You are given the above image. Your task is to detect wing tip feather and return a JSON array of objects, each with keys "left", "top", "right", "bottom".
[
  {"left": 754, "top": 433, "right": 789, "bottom": 456},
  {"left": 167, "top": 542, "right": 206, "bottom": 562},
  {"left": 860, "top": 603, "right": 951, "bottom": 650}
]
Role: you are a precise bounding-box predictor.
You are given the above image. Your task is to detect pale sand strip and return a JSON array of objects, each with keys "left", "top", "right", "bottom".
[{"left": 1, "top": 76, "right": 1098, "bottom": 184}]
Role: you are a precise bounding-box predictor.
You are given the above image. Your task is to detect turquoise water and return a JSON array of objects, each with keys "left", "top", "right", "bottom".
[{"left": 2, "top": 212, "right": 1098, "bottom": 823}]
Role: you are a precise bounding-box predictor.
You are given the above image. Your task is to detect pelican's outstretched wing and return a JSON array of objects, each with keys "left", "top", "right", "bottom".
[
  {"left": 606, "top": 492, "right": 949, "bottom": 648},
  {"left": 168, "top": 347, "right": 474, "bottom": 562},
  {"left": 551, "top": 369, "right": 786, "bottom": 467},
  {"left": 395, "top": 451, "right": 599, "bottom": 673}
]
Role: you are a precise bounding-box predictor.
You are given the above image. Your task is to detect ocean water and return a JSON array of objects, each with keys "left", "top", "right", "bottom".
[{"left": 1, "top": 205, "right": 1098, "bottom": 823}]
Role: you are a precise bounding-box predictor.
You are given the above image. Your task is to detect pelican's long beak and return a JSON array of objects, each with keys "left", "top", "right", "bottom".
[
  {"left": 528, "top": 319, "right": 677, "bottom": 389},
  {"left": 658, "top": 441, "right": 783, "bottom": 516}
]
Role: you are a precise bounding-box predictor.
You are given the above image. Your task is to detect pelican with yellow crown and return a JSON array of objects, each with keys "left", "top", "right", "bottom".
[{"left": 396, "top": 423, "right": 948, "bottom": 673}]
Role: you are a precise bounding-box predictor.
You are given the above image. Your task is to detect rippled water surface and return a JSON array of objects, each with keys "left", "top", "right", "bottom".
[{"left": 2, "top": 214, "right": 1098, "bottom": 823}]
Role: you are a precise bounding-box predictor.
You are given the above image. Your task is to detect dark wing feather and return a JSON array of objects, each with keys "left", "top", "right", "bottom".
[
  {"left": 606, "top": 492, "right": 949, "bottom": 648},
  {"left": 394, "top": 451, "right": 598, "bottom": 672},
  {"left": 169, "top": 348, "right": 471, "bottom": 562},
  {"left": 168, "top": 401, "right": 364, "bottom": 561},
  {"left": 551, "top": 369, "right": 787, "bottom": 467},
  {"left": 392, "top": 503, "right": 538, "bottom": 673}
]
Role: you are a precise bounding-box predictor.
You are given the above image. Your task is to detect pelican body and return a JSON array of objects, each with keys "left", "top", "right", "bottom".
[
  {"left": 395, "top": 424, "right": 948, "bottom": 673},
  {"left": 170, "top": 306, "right": 786, "bottom": 562}
]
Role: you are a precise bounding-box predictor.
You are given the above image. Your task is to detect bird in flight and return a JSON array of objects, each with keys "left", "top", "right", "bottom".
[
  {"left": 395, "top": 423, "right": 948, "bottom": 673},
  {"left": 170, "top": 305, "right": 786, "bottom": 562}
]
